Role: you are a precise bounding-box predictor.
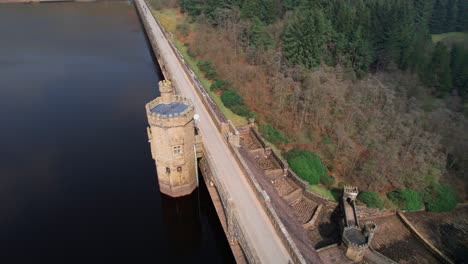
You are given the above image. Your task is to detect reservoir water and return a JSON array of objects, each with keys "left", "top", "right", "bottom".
[{"left": 0, "top": 1, "right": 233, "bottom": 262}]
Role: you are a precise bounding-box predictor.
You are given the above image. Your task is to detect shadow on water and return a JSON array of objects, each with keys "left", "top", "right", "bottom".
[
  {"left": 161, "top": 192, "right": 202, "bottom": 256},
  {"left": 159, "top": 167, "right": 235, "bottom": 263}
]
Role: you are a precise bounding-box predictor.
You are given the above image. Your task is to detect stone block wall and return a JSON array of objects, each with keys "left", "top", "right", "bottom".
[{"left": 135, "top": 2, "right": 313, "bottom": 262}]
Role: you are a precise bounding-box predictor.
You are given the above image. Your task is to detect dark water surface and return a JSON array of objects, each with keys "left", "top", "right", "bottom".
[{"left": 0, "top": 2, "right": 233, "bottom": 263}]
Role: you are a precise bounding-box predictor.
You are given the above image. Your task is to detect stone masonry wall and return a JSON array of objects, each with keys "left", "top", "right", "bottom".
[{"left": 135, "top": 2, "right": 311, "bottom": 263}]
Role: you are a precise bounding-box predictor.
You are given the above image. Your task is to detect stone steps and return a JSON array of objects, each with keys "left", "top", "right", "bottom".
[{"left": 291, "top": 197, "right": 319, "bottom": 224}]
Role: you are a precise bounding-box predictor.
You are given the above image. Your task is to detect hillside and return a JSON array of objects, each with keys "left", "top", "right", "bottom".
[{"left": 148, "top": 0, "right": 468, "bottom": 211}]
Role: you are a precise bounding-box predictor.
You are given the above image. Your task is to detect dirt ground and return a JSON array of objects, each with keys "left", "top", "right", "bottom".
[
  {"left": 370, "top": 215, "right": 439, "bottom": 264},
  {"left": 404, "top": 206, "right": 468, "bottom": 263}
]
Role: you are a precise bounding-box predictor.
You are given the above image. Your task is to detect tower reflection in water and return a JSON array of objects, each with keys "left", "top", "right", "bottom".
[
  {"left": 161, "top": 189, "right": 201, "bottom": 256},
  {"left": 158, "top": 168, "right": 235, "bottom": 263}
]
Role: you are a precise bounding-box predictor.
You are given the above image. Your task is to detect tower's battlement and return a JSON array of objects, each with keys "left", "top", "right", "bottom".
[
  {"left": 343, "top": 185, "right": 359, "bottom": 201},
  {"left": 159, "top": 79, "right": 173, "bottom": 93},
  {"left": 364, "top": 221, "right": 377, "bottom": 233},
  {"left": 342, "top": 222, "right": 378, "bottom": 262},
  {"left": 145, "top": 95, "right": 194, "bottom": 128}
]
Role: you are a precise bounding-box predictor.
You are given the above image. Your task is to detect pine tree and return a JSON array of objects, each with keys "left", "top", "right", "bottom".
[
  {"left": 450, "top": 45, "right": 468, "bottom": 96},
  {"left": 370, "top": 0, "right": 403, "bottom": 69},
  {"left": 446, "top": 0, "right": 459, "bottom": 32},
  {"left": 456, "top": 0, "right": 468, "bottom": 31},
  {"left": 249, "top": 17, "right": 274, "bottom": 49},
  {"left": 430, "top": 0, "right": 448, "bottom": 34},
  {"left": 203, "top": 0, "right": 223, "bottom": 22},
  {"left": 410, "top": 33, "right": 432, "bottom": 76},
  {"left": 349, "top": 26, "right": 372, "bottom": 77},
  {"left": 395, "top": 1, "right": 417, "bottom": 70},
  {"left": 178, "top": 0, "right": 203, "bottom": 16},
  {"left": 412, "top": 0, "right": 434, "bottom": 32},
  {"left": 240, "top": 0, "right": 281, "bottom": 24},
  {"left": 282, "top": 8, "right": 331, "bottom": 68},
  {"left": 282, "top": 0, "right": 300, "bottom": 10},
  {"left": 431, "top": 42, "right": 453, "bottom": 95}
]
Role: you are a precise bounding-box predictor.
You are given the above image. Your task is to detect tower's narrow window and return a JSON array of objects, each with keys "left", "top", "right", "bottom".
[{"left": 173, "top": 145, "right": 182, "bottom": 157}]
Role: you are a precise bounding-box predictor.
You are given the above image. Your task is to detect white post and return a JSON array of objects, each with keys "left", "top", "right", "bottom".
[{"left": 194, "top": 144, "right": 198, "bottom": 187}]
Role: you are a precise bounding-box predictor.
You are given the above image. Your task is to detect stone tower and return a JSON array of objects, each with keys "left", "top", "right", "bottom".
[
  {"left": 341, "top": 186, "right": 378, "bottom": 263},
  {"left": 343, "top": 185, "right": 359, "bottom": 202},
  {"left": 146, "top": 80, "right": 197, "bottom": 197}
]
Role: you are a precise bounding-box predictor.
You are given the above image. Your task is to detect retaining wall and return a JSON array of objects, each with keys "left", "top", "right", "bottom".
[
  {"left": 397, "top": 211, "right": 454, "bottom": 264},
  {"left": 135, "top": 0, "right": 226, "bottom": 132},
  {"left": 134, "top": 1, "right": 306, "bottom": 263},
  {"left": 200, "top": 148, "right": 260, "bottom": 263}
]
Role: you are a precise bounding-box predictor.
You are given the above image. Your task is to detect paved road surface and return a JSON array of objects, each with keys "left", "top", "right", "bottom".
[{"left": 136, "top": 1, "right": 292, "bottom": 263}]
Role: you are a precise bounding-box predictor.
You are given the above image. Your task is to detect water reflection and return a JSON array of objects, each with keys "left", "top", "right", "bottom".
[
  {"left": 0, "top": 2, "right": 233, "bottom": 262},
  {"left": 161, "top": 192, "right": 202, "bottom": 255}
]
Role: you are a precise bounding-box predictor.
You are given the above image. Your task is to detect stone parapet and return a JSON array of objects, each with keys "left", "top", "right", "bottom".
[
  {"left": 146, "top": 95, "right": 194, "bottom": 128},
  {"left": 356, "top": 206, "right": 396, "bottom": 220},
  {"left": 303, "top": 204, "right": 323, "bottom": 229},
  {"left": 225, "top": 139, "right": 310, "bottom": 264},
  {"left": 200, "top": 144, "right": 261, "bottom": 264},
  {"left": 365, "top": 246, "right": 397, "bottom": 264},
  {"left": 138, "top": 0, "right": 227, "bottom": 130}
]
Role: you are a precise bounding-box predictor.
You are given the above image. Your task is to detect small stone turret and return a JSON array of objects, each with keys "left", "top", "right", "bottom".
[
  {"left": 159, "top": 80, "right": 174, "bottom": 104},
  {"left": 146, "top": 80, "right": 197, "bottom": 197},
  {"left": 363, "top": 221, "right": 377, "bottom": 243},
  {"left": 341, "top": 186, "right": 378, "bottom": 263},
  {"left": 344, "top": 185, "right": 359, "bottom": 201}
]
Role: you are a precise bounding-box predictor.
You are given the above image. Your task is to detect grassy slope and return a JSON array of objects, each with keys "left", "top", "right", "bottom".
[
  {"left": 309, "top": 185, "right": 337, "bottom": 201},
  {"left": 432, "top": 32, "right": 468, "bottom": 46},
  {"left": 152, "top": 8, "right": 247, "bottom": 126}
]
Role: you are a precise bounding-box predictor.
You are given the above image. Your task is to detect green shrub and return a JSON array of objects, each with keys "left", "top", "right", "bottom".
[
  {"left": 211, "top": 79, "right": 229, "bottom": 91},
  {"left": 187, "top": 47, "right": 196, "bottom": 58},
  {"left": 288, "top": 155, "right": 320, "bottom": 184},
  {"left": 197, "top": 60, "right": 217, "bottom": 80},
  {"left": 322, "top": 137, "right": 332, "bottom": 145},
  {"left": 320, "top": 174, "right": 335, "bottom": 187},
  {"left": 259, "top": 123, "right": 289, "bottom": 145},
  {"left": 423, "top": 183, "right": 457, "bottom": 212},
  {"left": 387, "top": 189, "right": 423, "bottom": 211},
  {"left": 358, "top": 191, "right": 384, "bottom": 209},
  {"left": 219, "top": 89, "right": 255, "bottom": 118},
  {"left": 286, "top": 148, "right": 326, "bottom": 185},
  {"left": 231, "top": 105, "right": 254, "bottom": 118},
  {"left": 309, "top": 185, "right": 336, "bottom": 201},
  {"left": 221, "top": 90, "right": 243, "bottom": 108}
]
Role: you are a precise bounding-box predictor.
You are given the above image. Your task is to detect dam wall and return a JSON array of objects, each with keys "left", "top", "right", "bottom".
[{"left": 134, "top": 0, "right": 309, "bottom": 262}]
